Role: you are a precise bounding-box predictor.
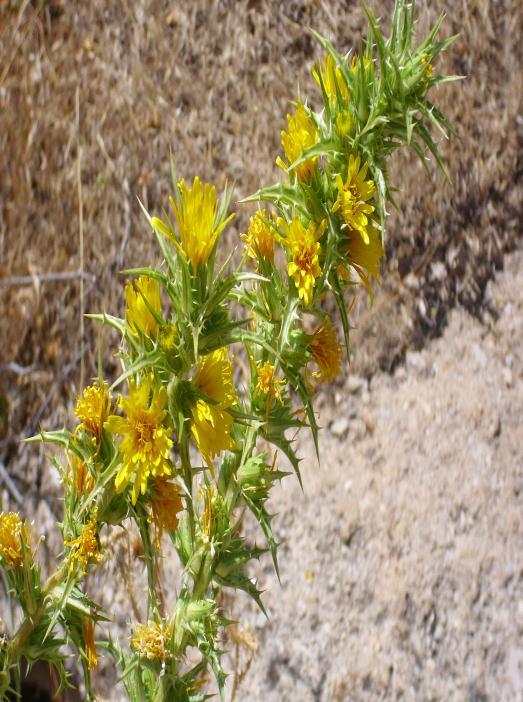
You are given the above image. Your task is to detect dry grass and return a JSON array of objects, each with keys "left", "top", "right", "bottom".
[{"left": 0, "top": 0, "right": 521, "bottom": 498}]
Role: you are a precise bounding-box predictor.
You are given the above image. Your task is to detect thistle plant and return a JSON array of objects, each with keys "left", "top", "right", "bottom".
[{"left": 0, "top": 2, "right": 457, "bottom": 700}]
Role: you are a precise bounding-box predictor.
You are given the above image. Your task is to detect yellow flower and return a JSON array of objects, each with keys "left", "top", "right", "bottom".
[
  {"left": 278, "top": 101, "right": 317, "bottom": 181},
  {"left": 66, "top": 519, "right": 100, "bottom": 573},
  {"left": 255, "top": 361, "right": 286, "bottom": 404},
  {"left": 309, "top": 318, "right": 342, "bottom": 383},
  {"left": 169, "top": 176, "right": 234, "bottom": 269},
  {"left": 281, "top": 217, "right": 326, "bottom": 306},
  {"left": 82, "top": 618, "right": 98, "bottom": 671},
  {"left": 150, "top": 477, "right": 183, "bottom": 546},
  {"left": 67, "top": 453, "right": 95, "bottom": 496},
  {"left": 74, "top": 382, "right": 111, "bottom": 439},
  {"left": 191, "top": 349, "right": 237, "bottom": 467},
  {"left": 0, "top": 512, "right": 30, "bottom": 569},
  {"left": 131, "top": 621, "right": 171, "bottom": 661},
  {"left": 125, "top": 276, "right": 161, "bottom": 338},
  {"left": 242, "top": 211, "right": 275, "bottom": 264},
  {"left": 158, "top": 323, "right": 178, "bottom": 352},
  {"left": 312, "top": 53, "right": 349, "bottom": 104},
  {"left": 105, "top": 376, "right": 172, "bottom": 504},
  {"left": 346, "top": 224, "right": 384, "bottom": 300},
  {"left": 333, "top": 155, "right": 376, "bottom": 244}
]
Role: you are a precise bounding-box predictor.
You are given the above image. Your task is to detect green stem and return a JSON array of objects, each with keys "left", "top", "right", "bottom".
[{"left": 6, "top": 563, "right": 67, "bottom": 662}]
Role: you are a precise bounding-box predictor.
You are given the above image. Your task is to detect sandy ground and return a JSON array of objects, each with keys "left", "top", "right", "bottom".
[{"left": 230, "top": 249, "right": 523, "bottom": 702}]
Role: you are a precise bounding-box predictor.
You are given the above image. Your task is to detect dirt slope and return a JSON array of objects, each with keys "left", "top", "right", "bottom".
[{"left": 233, "top": 249, "right": 523, "bottom": 702}]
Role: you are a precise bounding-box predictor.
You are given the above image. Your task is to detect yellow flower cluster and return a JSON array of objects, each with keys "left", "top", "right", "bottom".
[
  {"left": 105, "top": 375, "right": 173, "bottom": 504},
  {"left": 125, "top": 276, "right": 161, "bottom": 338},
  {"left": 66, "top": 519, "right": 100, "bottom": 573},
  {"left": 255, "top": 362, "right": 286, "bottom": 404},
  {"left": 242, "top": 211, "right": 275, "bottom": 264},
  {"left": 333, "top": 155, "right": 376, "bottom": 245},
  {"left": 281, "top": 217, "right": 326, "bottom": 306},
  {"left": 169, "top": 176, "right": 235, "bottom": 270},
  {"left": 0, "top": 512, "right": 30, "bottom": 569},
  {"left": 150, "top": 477, "right": 183, "bottom": 546},
  {"left": 131, "top": 620, "right": 171, "bottom": 661},
  {"left": 312, "top": 53, "right": 349, "bottom": 104},
  {"left": 191, "top": 349, "right": 237, "bottom": 467},
  {"left": 309, "top": 318, "right": 342, "bottom": 383},
  {"left": 278, "top": 101, "right": 317, "bottom": 181},
  {"left": 75, "top": 382, "right": 111, "bottom": 439}
]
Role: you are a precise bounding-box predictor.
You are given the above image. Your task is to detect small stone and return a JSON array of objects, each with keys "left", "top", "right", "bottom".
[
  {"left": 395, "top": 366, "right": 407, "bottom": 381},
  {"left": 165, "top": 9, "right": 178, "bottom": 26},
  {"left": 362, "top": 412, "right": 375, "bottom": 434},
  {"left": 331, "top": 417, "right": 349, "bottom": 438},
  {"left": 406, "top": 350, "right": 426, "bottom": 372},
  {"left": 347, "top": 375, "right": 366, "bottom": 394},
  {"left": 403, "top": 273, "right": 419, "bottom": 290},
  {"left": 488, "top": 415, "right": 501, "bottom": 440},
  {"left": 502, "top": 367, "right": 513, "bottom": 388},
  {"left": 349, "top": 418, "right": 367, "bottom": 441},
  {"left": 430, "top": 262, "right": 447, "bottom": 281}
]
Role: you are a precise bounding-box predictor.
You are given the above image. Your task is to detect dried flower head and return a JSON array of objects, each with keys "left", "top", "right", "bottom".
[
  {"left": 309, "top": 319, "right": 342, "bottom": 383},
  {"left": 105, "top": 375, "right": 173, "bottom": 504},
  {"left": 131, "top": 620, "right": 171, "bottom": 661},
  {"left": 281, "top": 217, "right": 326, "bottom": 306},
  {"left": 0, "top": 512, "right": 30, "bottom": 569},
  {"left": 82, "top": 618, "right": 98, "bottom": 671},
  {"left": 278, "top": 101, "right": 318, "bottom": 181},
  {"left": 125, "top": 276, "right": 162, "bottom": 338},
  {"left": 75, "top": 382, "right": 111, "bottom": 439},
  {"left": 150, "top": 477, "right": 183, "bottom": 545},
  {"left": 170, "top": 176, "right": 234, "bottom": 269}
]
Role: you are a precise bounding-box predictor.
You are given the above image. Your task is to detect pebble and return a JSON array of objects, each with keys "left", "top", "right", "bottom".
[
  {"left": 406, "top": 350, "right": 426, "bottom": 373},
  {"left": 331, "top": 417, "right": 349, "bottom": 438},
  {"left": 347, "top": 375, "right": 366, "bottom": 393},
  {"left": 430, "top": 261, "right": 447, "bottom": 281},
  {"left": 502, "top": 367, "right": 513, "bottom": 388},
  {"left": 403, "top": 273, "right": 419, "bottom": 290}
]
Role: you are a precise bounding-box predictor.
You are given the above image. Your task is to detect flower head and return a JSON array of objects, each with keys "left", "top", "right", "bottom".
[
  {"left": 312, "top": 53, "right": 349, "bottom": 104},
  {"left": 131, "top": 621, "right": 171, "bottom": 661},
  {"left": 82, "top": 618, "right": 98, "bottom": 671},
  {"left": 125, "top": 276, "right": 161, "bottom": 338},
  {"left": 191, "top": 349, "right": 237, "bottom": 467},
  {"left": 242, "top": 211, "right": 275, "bottom": 264},
  {"left": 278, "top": 101, "right": 317, "bottom": 181},
  {"left": 309, "top": 318, "right": 342, "bottom": 383},
  {"left": 150, "top": 477, "right": 183, "bottom": 546},
  {"left": 333, "top": 155, "right": 376, "bottom": 244},
  {"left": 169, "top": 176, "right": 234, "bottom": 269},
  {"left": 74, "top": 382, "right": 111, "bottom": 439},
  {"left": 105, "top": 375, "right": 172, "bottom": 504},
  {"left": 67, "top": 454, "right": 95, "bottom": 496},
  {"left": 0, "top": 512, "right": 30, "bottom": 569},
  {"left": 255, "top": 362, "right": 286, "bottom": 404},
  {"left": 281, "top": 217, "right": 326, "bottom": 306},
  {"left": 347, "top": 223, "right": 383, "bottom": 293},
  {"left": 66, "top": 519, "right": 100, "bottom": 573}
]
